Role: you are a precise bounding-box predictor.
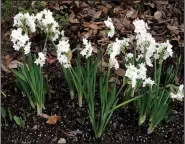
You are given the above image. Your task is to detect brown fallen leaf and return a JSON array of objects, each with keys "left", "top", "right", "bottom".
[
  {"left": 1, "top": 62, "right": 10, "bottom": 73},
  {"left": 82, "top": 22, "right": 90, "bottom": 28},
  {"left": 48, "top": 1, "right": 60, "bottom": 11},
  {"left": 69, "top": 11, "right": 80, "bottom": 23},
  {"left": 100, "top": 5, "right": 108, "bottom": 14},
  {"left": 113, "top": 18, "right": 124, "bottom": 31},
  {"left": 109, "top": 77, "right": 121, "bottom": 85},
  {"left": 154, "top": 11, "right": 162, "bottom": 20},
  {"left": 39, "top": 113, "right": 49, "bottom": 119},
  {"left": 92, "top": 46, "right": 98, "bottom": 53},
  {"left": 47, "top": 55, "right": 57, "bottom": 64},
  {"left": 122, "top": 18, "right": 131, "bottom": 27},
  {"left": 89, "top": 23, "right": 100, "bottom": 30},
  {"left": 126, "top": 11, "right": 134, "bottom": 18},
  {"left": 69, "top": 18, "right": 80, "bottom": 24},
  {"left": 113, "top": 6, "right": 123, "bottom": 15},
  {"left": 92, "top": 29, "right": 98, "bottom": 35},
  {"left": 93, "top": 10, "right": 102, "bottom": 19},
  {"left": 67, "top": 50, "right": 73, "bottom": 63},
  {"left": 46, "top": 115, "right": 61, "bottom": 124},
  {"left": 115, "top": 68, "right": 125, "bottom": 77},
  {"left": 82, "top": 32, "right": 90, "bottom": 39},
  {"left": 4, "top": 55, "right": 12, "bottom": 65},
  {"left": 8, "top": 60, "right": 21, "bottom": 69},
  {"left": 167, "top": 25, "right": 179, "bottom": 35},
  {"left": 131, "top": 10, "right": 138, "bottom": 19}
]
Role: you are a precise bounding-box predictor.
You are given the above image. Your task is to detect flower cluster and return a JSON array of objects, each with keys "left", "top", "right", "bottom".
[
  {"left": 34, "top": 52, "right": 46, "bottom": 67},
  {"left": 133, "top": 19, "right": 173, "bottom": 67},
  {"left": 56, "top": 40, "right": 71, "bottom": 68},
  {"left": 11, "top": 28, "right": 31, "bottom": 54},
  {"left": 80, "top": 38, "right": 93, "bottom": 58},
  {"left": 11, "top": 9, "right": 66, "bottom": 67},
  {"left": 35, "top": 9, "right": 60, "bottom": 41},
  {"left": 107, "top": 38, "right": 129, "bottom": 69},
  {"left": 170, "top": 85, "right": 184, "bottom": 101},
  {"left": 154, "top": 40, "right": 173, "bottom": 60},
  {"left": 13, "top": 12, "right": 36, "bottom": 33},
  {"left": 11, "top": 12, "right": 37, "bottom": 55},
  {"left": 125, "top": 63, "right": 154, "bottom": 88},
  {"left": 104, "top": 17, "right": 115, "bottom": 38}
]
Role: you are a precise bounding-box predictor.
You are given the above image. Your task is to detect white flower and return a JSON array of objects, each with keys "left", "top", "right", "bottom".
[
  {"left": 125, "top": 53, "right": 133, "bottom": 61},
  {"left": 57, "top": 40, "right": 70, "bottom": 54},
  {"left": 24, "top": 42, "right": 31, "bottom": 55},
  {"left": 136, "top": 54, "right": 144, "bottom": 61},
  {"left": 80, "top": 38, "right": 93, "bottom": 58},
  {"left": 56, "top": 39, "right": 71, "bottom": 68},
  {"left": 34, "top": 52, "right": 46, "bottom": 67},
  {"left": 133, "top": 19, "right": 149, "bottom": 34},
  {"left": 137, "top": 63, "right": 147, "bottom": 80},
  {"left": 107, "top": 38, "right": 129, "bottom": 69},
  {"left": 125, "top": 63, "right": 148, "bottom": 88},
  {"left": 134, "top": 21, "right": 157, "bottom": 67},
  {"left": 11, "top": 28, "right": 31, "bottom": 53},
  {"left": 143, "top": 77, "right": 155, "bottom": 87},
  {"left": 58, "top": 54, "right": 71, "bottom": 68},
  {"left": 61, "top": 30, "right": 65, "bottom": 37},
  {"left": 109, "top": 57, "right": 119, "bottom": 69},
  {"left": 104, "top": 17, "right": 115, "bottom": 38},
  {"left": 170, "top": 84, "right": 184, "bottom": 101},
  {"left": 13, "top": 12, "right": 36, "bottom": 33},
  {"left": 125, "top": 64, "right": 138, "bottom": 88},
  {"left": 35, "top": 9, "right": 60, "bottom": 41},
  {"left": 155, "top": 40, "right": 173, "bottom": 60}
]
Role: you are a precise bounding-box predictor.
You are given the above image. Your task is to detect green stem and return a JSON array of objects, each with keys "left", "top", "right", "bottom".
[
  {"left": 147, "top": 123, "right": 155, "bottom": 134},
  {"left": 114, "top": 95, "right": 142, "bottom": 110},
  {"left": 156, "top": 62, "right": 162, "bottom": 96},
  {"left": 78, "top": 93, "right": 83, "bottom": 107},
  {"left": 42, "top": 33, "right": 48, "bottom": 53},
  {"left": 139, "top": 114, "right": 146, "bottom": 126},
  {"left": 70, "top": 89, "right": 75, "bottom": 100},
  {"left": 37, "top": 103, "right": 43, "bottom": 115}
]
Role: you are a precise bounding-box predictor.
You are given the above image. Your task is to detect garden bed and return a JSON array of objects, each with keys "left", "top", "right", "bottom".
[{"left": 1, "top": 1, "right": 184, "bottom": 143}]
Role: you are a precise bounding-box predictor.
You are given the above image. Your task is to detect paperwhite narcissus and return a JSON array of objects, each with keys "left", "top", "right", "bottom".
[
  {"left": 170, "top": 84, "right": 184, "bottom": 101},
  {"left": 107, "top": 38, "right": 129, "bottom": 69},
  {"left": 104, "top": 17, "right": 115, "bottom": 38},
  {"left": 56, "top": 40, "right": 71, "bottom": 68},
  {"left": 13, "top": 12, "right": 36, "bottom": 33},
  {"left": 133, "top": 19, "right": 173, "bottom": 67},
  {"left": 35, "top": 9, "right": 60, "bottom": 41},
  {"left": 80, "top": 38, "right": 93, "bottom": 58},
  {"left": 34, "top": 52, "right": 46, "bottom": 67},
  {"left": 11, "top": 28, "right": 31, "bottom": 54},
  {"left": 143, "top": 77, "right": 155, "bottom": 87}
]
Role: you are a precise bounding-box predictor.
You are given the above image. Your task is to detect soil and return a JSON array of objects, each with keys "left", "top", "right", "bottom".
[{"left": 1, "top": 0, "right": 184, "bottom": 144}]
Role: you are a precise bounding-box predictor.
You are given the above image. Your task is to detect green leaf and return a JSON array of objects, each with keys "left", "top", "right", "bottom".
[
  {"left": 11, "top": 68, "right": 27, "bottom": 82},
  {"left": 13, "top": 116, "right": 25, "bottom": 128}
]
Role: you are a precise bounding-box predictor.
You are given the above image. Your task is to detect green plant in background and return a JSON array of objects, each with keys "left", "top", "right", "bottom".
[
  {"left": 70, "top": 51, "right": 141, "bottom": 137},
  {"left": 11, "top": 54, "right": 48, "bottom": 115},
  {"left": 2, "top": 0, "right": 13, "bottom": 18},
  {"left": 1, "top": 107, "right": 13, "bottom": 123},
  {"left": 1, "top": 107, "right": 7, "bottom": 123},
  {"left": 147, "top": 56, "right": 181, "bottom": 134},
  {"left": 62, "top": 67, "right": 75, "bottom": 100},
  {"left": 13, "top": 116, "right": 25, "bottom": 128},
  {"left": 71, "top": 55, "right": 85, "bottom": 107}
]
